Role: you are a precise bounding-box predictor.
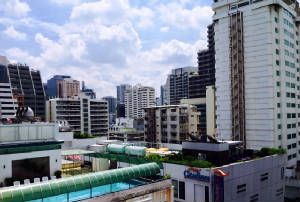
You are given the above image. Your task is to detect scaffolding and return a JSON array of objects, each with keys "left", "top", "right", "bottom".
[{"left": 229, "top": 11, "right": 246, "bottom": 146}]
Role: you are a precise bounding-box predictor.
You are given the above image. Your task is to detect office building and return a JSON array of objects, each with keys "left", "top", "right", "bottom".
[
  {"left": 144, "top": 104, "right": 199, "bottom": 144},
  {"left": 57, "top": 78, "right": 80, "bottom": 98},
  {"left": 213, "top": 0, "right": 300, "bottom": 168},
  {"left": 5, "top": 63, "right": 46, "bottom": 120},
  {"left": 46, "top": 75, "right": 71, "bottom": 99},
  {"left": 46, "top": 95, "right": 109, "bottom": 136},
  {"left": 103, "top": 96, "right": 117, "bottom": 125},
  {"left": 189, "top": 24, "right": 216, "bottom": 99},
  {"left": 0, "top": 60, "right": 18, "bottom": 119},
  {"left": 164, "top": 66, "right": 198, "bottom": 105},
  {"left": 160, "top": 85, "right": 165, "bottom": 105},
  {"left": 125, "top": 84, "right": 155, "bottom": 119},
  {"left": 117, "top": 84, "right": 131, "bottom": 104},
  {"left": 81, "top": 81, "right": 96, "bottom": 99},
  {"left": 116, "top": 103, "right": 125, "bottom": 118}
]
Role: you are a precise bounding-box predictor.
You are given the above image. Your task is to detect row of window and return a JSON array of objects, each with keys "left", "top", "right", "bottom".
[
  {"left": 286, "top": 92, "right": 296, "bottom": 98},
  {"left": 287, "top": 153, "right": 297, "bottom": 160},
  {"left": 285, "top": 60, "right": 295, "bottom": 69},
  {"left": 285, "top": 71, "right": 296, "bottom": 78},
  {"left": 285, "top": 82, "right": 296, "bottom": 89},
  {"left": 287, "top": 143, "right": 297, "bottom": 150},
  {"left": 284, "top": 49, "right": 295, "bottom": 59},
  {"left": 284, "top": 39, "right": 295, "bottom": 48},
  {"left": 287, "top": 133, "right": 297, "bottom": 139},
  {"left": 283, "top": 9, "right": 294, "bottom": 20},
  {"left": 283, "top": 18, "right": 294, "bottom": 29},
  {"left": 283, "top": 28, "right": 294, "bottom": 39}
]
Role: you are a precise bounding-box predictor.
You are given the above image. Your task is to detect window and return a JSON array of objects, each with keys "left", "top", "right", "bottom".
[
  {"left": 275, "top": 17, "right": 278, "bottom": 23},
  {"left": 275, "top": 39, "right": 280, "bottom": 44},
  {"left": 275, "top": 27, "right": 279, "bottom": 33},
  {"left": 276, "top": 49, "right": 280, "bottom": 55},
  {"left": 172, "top": 180, "right": 178, "bottom": 198},
  {"left": 260, "top": 173, "right": 269, "bottom": 181},
  {"left": 278, "top": 124, "right": 281, "bottom": 129},
  {"left": 179, "top": 181, "right": 185, "bottom": 200},
  {"left": 287, "top": 134, "right": 291, "bottom": 139},
  {"left": 278, "top": 135, "right": 281, "bottom": 140},
  {"left": 276, "top": 60, "right": 280, "bottom": 65},
  {"left": 277, "top": 103, "right": 281, "bottom": 108},
  {"left": 276, "top": 71, "right": 280, "bottom": 76},
  {"left": 205, "top": 186, "right": 209, "bottom": 202},
  {"left": 237, "top": 184, "right": 246, "bottom": 193},
  {"left": 277, "top": 113, "right": 281, "bottom": 118},
  {"left": 277, "top": 82, "right": 280, "bottom": 86},
  {"left": 277, "top": 92, "right": 280, "bottom": 97}
]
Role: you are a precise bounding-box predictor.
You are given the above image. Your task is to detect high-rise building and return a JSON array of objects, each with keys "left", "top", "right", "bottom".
[
  {"left": 213, "top": 0, "right": 300, "bottom": 167},
  {"left": 57, "top": 78, "right": 80, "bottom": 98},
  {"left": 160, "top": 85, "right": 165, "bottom": 105},
  {"left": 116, "top": 103, "right": 125, "bottom": 118},
  {"left": 0, "top": 59, "right": 18, "bottom": 119},
  {"left": 103, "top": 96, "right": 117, "bottom": 125},
  {"left": 189, "top": 23, "right": 215, "bottom": 99},
  {"left": 116, "top": 84, "right": 131, "bottom": 104},
  {"left": 125, "top": 84, "right": 155, "bottom": 119},
  {"left": 164, "top": 66, "right": 198, "bottom": 105},
  {"left": 81, "top": 81, "right": 96, "bottom": 99},
  {"left": 6, "top": 63, "right": 46, "bottom": 120},
  {"left": 46, "top": 75, "right": 71, "bottom": 99},
  {"left": 144, "top": 104, "right": 199, "bottom": 144},
  {"left": 46, "top": 95, "right": 109, "bottom": 136}
]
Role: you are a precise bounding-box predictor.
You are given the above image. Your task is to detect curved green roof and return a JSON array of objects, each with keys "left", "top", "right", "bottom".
[{"left": 0, "top": 163, "right": 160, "bottom": 202}]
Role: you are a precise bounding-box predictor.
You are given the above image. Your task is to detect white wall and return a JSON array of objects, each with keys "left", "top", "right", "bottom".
[{"left": 0, "top": 149, "right": 61, "bottom": 184}]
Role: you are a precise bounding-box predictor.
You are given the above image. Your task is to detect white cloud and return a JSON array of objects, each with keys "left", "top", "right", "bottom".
[
  {"left": 157, "top": 2, "right": 213, "bottom": 30},
  {"left": 0, "top": 0, "right": 30, "bottom": 18},
  {"left": 160, "top": 26, "right": 169, "bottom": 32},
  {"left": 3, "top": 26, "right": 27, "bottom": 40}
]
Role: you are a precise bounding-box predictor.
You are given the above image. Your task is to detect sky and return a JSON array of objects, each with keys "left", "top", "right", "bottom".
[{"left": 0, "top": 0, "right": 214, "bottom": 98}]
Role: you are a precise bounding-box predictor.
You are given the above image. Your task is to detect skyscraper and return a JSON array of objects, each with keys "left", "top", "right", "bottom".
[
  {"left": 46, "top": 75, "right": 71, "bottom": 99},
  {"left": 164, "top": 66, "right": 198, "bottom": 105},
  {"left": 57, "top": 78, "right": 80, "bottom": 98},
  {"left": 213, "top": 0, "right": 300, "bottom": 167},
  {"left": 117, "top": 84, "right": 131, "bottom": 104},
  {"left": 6, "top": 63, "right": 46, "bottom": 120},
  {"left": 125, "top": 84, "right": 155, "bottom": 119},
  {"left": 189, "top": 23, "right": 215, "bottom": 99}
]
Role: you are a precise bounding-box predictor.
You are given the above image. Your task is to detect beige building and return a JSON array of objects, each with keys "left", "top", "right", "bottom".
[
  {"left": 46, "top": 95, "right": 109, "bottom": 136},
  {"left": 144, "top": 104, "right": 199, "bottom": 144},
  {"left": 181, "top": 86, "right": 216, "bottom": 137},
  {"left": 125, "top": 84, "right": 155, "bottom": 119},
  {"left": 57, "top": 78, "right": 80, "bottom": 98}
]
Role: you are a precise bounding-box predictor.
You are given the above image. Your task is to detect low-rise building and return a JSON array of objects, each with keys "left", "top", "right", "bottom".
[
  {"left": 144, "top": 104, "right": 200, "bottom": 144},
  {"left": 0, "top": 123, "right": 63, "bottom": 187},
  {"left": 108, "top": 128, "right": 145, "bottom": 142},
  {"left": 46, "top": 95, "right": 109, "bottom": 136}
]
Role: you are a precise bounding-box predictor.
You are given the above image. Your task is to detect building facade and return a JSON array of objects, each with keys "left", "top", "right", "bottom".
[
  {"left": 189, "top": 24, "right": 216, "bottom": 99},
  {"left": 125, "top": 84, "right": 155, "bottom": 119},
  {"left": 144, "top": 104, "right": 199, "bottom": 144},
  {"left": 5, "top": 63, "right": 46, "bottom": 120},
  {"left": 46, "top": 95, "right": 109, "bottom": 136},
  {"left": 0, "top": 61, "right": 18, "bottom": 119},
  {"left": 46, "top": 75, "right": 71, "bottom": 99},
  {"left": 164, "top": 67, "right": 198, "bottom": 105},
  {"left": 117, "top": 84, "right": 131, "bottom": 104},
  {"left": 57, "top": 78, "right": 80, "bottom": 98},
  {"left": 213, "top": 0, "right": 300, "bottom": 168}
]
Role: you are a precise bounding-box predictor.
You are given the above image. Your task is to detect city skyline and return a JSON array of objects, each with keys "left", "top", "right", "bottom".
[{"left": 0, "top": 0, "right": 215, "bottom": 97}]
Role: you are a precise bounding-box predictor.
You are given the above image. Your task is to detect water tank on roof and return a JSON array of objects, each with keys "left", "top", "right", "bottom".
[
  {"left": 107, "top": 144, "right": 126, "bottom": 154},
  {"left": 125, "top": 146, "right": 146, "bottom": 156}
]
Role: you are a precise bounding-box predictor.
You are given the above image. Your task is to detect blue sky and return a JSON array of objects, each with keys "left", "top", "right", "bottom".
[{"left": 0, "top": 0, "right": 214, "bottom": 97}]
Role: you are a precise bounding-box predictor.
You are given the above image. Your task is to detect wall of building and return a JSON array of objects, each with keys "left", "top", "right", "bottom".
[{"left": 0, "top": 149, "right": 61, "bottom": 184}]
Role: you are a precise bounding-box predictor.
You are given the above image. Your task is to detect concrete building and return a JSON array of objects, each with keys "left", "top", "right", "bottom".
[
  {"left": 144, "top": 104, "right": 199, "bottom": 144},
  {"left": 0, "top": 123, "right": 63, "bottom": 186},
  {"left": 125, "top": 84, "right": 155, "bottom": 119},
  {"left": 0, "top": 62, "right": 18, "bottom": 119},
  {"left": 181, "top": 86, "right": 216, "bottom": 137},
  {"left": 213, "top": 0, "right": 300, "bottom": 169},
  {"left": 5, "top": 63, "right": 46, "bottom": 120},
  {"left": 117, "top": 84, "right": 131, "bottom": 104},
  {"left": 189, "top": 24, "right": 216, "bottom": 99},
  {"left": 46, "top": 75, "right": 71, "bottom": 99},
  {"left": 57, "top": 78, "right": 80, "bottom": 98},
  {"left": 103, "top": 96, "right": 117, "bottom": 126},
  {"left": 46, "top": 95, "right": 109, "bottom": 136},
  {"left": 164, "top": 67, "right": 198, "bottom": 105}
]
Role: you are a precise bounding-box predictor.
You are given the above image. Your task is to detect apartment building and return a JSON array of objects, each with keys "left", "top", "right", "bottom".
[
  {"left": 213, "top": 0, "right": 300, "bottom": 168},
  {"left": 125, "top": 84, "right": 155, "bottom": 119},
  {"left": 45, "top": 75, "right": 71, "bottom": 99},
  {"left": 163, "top": 67, "right": 198, "bottom": 105},
  {"left": 57, "top": 78, "right": 80, "bottom": 98},
  {"left": 46, "top": 95, "right": 109, "bottom": 136},
  {"left": 144, "top": 104, "right": 199, "bottom": 144}
]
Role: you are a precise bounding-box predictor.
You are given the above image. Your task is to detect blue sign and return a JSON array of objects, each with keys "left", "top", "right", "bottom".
[{"left": 184, "top": 169, "right": 210, "bottom": 182}]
